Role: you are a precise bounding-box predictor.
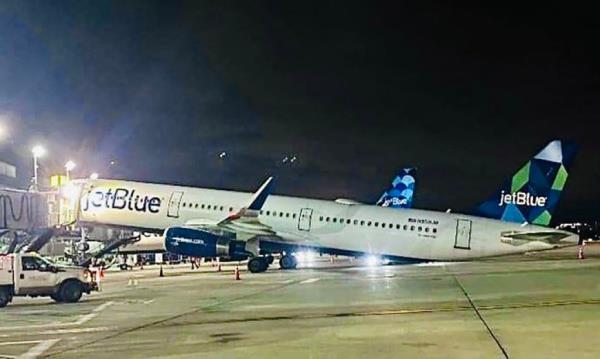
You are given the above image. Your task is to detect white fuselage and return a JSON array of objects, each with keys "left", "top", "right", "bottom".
[{"left": 75, "top": 179, "right": 577, "bottom": 261}]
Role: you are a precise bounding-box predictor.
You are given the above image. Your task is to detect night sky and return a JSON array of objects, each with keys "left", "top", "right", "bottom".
[{"left": 0, "top": 1, "right": 598, "bottom": 222}]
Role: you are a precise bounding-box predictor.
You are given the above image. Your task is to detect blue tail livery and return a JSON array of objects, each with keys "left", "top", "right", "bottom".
[
  {"left": 376, "top": 168, "right": 417, "bottom": 209},
  {"left": 476, "top": 140, "right": 578, "bottom": 226}
]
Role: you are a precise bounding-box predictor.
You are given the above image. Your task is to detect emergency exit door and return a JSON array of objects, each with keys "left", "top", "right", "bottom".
[
  {"left": 454, "top": 219, "right": 472, "bottom": 250},
  {"left": 167, "top": 191, "right": 184, "bottom": 218},
  {"left": 298, "top": 208, "right": 313, "bottom": 231}
]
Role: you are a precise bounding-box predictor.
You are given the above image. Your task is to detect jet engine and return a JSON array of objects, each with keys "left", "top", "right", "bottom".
[{"left": 164, "top": 226, "right": 248, "bottom": 260}]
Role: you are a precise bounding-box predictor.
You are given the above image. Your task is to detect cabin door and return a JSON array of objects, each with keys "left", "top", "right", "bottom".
[
  {"left": 454, "top": 219, "right": 472, "bottom": 250},
  {"left": 298, "top": 208, "right": 313, "bottom": 231},
  {"left": 167, "top": 191, "right": 184, "bottom": 218}
]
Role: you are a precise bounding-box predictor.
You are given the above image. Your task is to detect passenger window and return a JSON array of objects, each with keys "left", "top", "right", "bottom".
[
  {"left": 425, "top": 227, "right": 429, "bottom": 233},
  {"left": 194, "top": 204, "right": 198, "bottom": 208},
  {"left": 354, "top": 219, "right": 358, "bottom": 225},
  {"left": 207, "top": 205, "right": 211, "bottom": 210},
  {"left": 418, "top": 226, "right": 422, "bottom": 232},
  {"left": 260, "top": 210, "right": 264, "bottom": 215},
  {"left": 280, "top": 212, "right": 284, "bottom": 217},
  {"left": 333, "top": 218, "right": 337, "bottom": 223},
  {"left": 326, "top": 217, "right": 330, "bottom": 222},
  {"left": 410, "top": 225, "right": 415, "bottom": 231},
  {"left": 433, "top": 228, "right": 437, "bottom": 234},
  {"left": 367, "top": 221, "right": 372, "bottom": 226},
  {"left": 286, "top": 213, "right": 290, "bottom": 218},
  {"left": 266, "top": 211, "right": 270, "bottom": 215},
  {"left": 403, "top": 225, "right": 408, "bottom": 230},
  {"left": 360, "top": 220, "right": 365, "bottom": 226},
  {"left": 374, "top": 222, "right": 379, "bottom": 227},
  {"left": 219, "top": 206, "right": 224, "bottom": 211},
  {"left": 319, "top": 216, "right": 324, "bottom": 221},
  {"left": 229, "top": 207, "right": 233, "bottom": 212},
  {"left": 201, "top": 204, "right": 205, "bottom": 209},
  {"left": 346, "top": 219, "right": 351, "bottom": 224},
  {"left": 396, "top": 224, "right": 400, "bottom": 229},
  {"left": 292, "top": 213, "right": 297, "bottom": 219},
  {"left": 182, "top": 202, "right": 186, "bottom": 207}
]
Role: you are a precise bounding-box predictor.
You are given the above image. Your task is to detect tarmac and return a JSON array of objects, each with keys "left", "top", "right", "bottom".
[{"left": 1, "top": 245, "right": 600, "bottom": 358}]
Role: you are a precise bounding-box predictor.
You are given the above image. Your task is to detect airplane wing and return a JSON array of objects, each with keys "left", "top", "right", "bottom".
[{"left": 500, "top": 230, "right": 575, "bottom": 246}]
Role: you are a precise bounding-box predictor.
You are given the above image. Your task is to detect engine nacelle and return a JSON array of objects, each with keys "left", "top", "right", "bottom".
[{"left": 164, "top": 227, "right": 248, "bottom": 260}]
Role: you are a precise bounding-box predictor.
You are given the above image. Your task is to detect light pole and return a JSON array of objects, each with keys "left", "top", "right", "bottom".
[
  {"left": 31, "top": 145, "right": 46, "bottom": 191},
  {"left": 65, "top": 160, "right": 76, "bottom": 181}
]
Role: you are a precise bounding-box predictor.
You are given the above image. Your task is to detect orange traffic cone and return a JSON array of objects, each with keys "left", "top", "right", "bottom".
[{"left": 235, "top": 266, "right": 241, "bottom": 280}]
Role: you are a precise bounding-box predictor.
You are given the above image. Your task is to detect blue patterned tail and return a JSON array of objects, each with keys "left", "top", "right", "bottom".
[
  {"left": 376, "top": 168, "right": 417, "bottom": 209},
  {"left": 476, "top": 140, "right": 578, "bottom": 226}
]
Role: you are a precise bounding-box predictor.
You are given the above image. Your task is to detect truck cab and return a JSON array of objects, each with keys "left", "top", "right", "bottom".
[{"left": 0, "top": 253, "right": 97, "bottom": 308}]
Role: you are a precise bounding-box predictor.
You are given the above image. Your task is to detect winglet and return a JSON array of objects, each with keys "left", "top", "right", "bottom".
[
  {"left": 247, "top": 176, "right": 275, "bottom": 210},
  {"left": 222, "top": 176, "right": 275, "bottom": 223}
]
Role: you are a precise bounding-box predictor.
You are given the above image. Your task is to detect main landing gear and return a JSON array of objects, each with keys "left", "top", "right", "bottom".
[
  {"left": 247, "top": 256, "right": 270, "bottom": 273},
  {"left": 279, "top": 254, "right": 297, "bottom": 270}
]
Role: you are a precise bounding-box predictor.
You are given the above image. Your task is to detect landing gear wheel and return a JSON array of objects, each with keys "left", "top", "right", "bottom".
[
  {"left": 279, "top": 255, "right": 298, "bottom": 270},
  {"left": 60, "top": 281, "right": 83, "bottom": 303},
  {"left": 248, "top": 257, "right": 269, "bottom": 273}
]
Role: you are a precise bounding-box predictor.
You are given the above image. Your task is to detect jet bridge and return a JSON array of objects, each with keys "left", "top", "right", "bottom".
[{"left": 0, "top": 188, "right": 48, "bottom": 230}]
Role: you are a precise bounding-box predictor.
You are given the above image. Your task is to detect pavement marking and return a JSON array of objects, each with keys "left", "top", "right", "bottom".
[
  {"left": 0, "top": 301, "right": 114, "bottom": 331},
  {"left": 37, "top": 327, "right": 115, "bottom": 335},
  {"left": 0, "top": 341, "right": 45, "bottom": 347},
  {"left": 300, "top": 278, "right": 320, "bottom": 284},
  {"left": 17, "top": 339, "right": 60, "bottom": 359}
]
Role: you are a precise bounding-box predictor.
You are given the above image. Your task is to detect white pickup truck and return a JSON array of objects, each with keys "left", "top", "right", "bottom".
[{"left": 0, "top": 253, "right": 97, "bottom": 308}]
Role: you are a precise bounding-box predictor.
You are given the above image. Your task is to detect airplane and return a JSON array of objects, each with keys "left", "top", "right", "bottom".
[
  {"left": 116, "top": 168, "right": 418, "bottom": 256},
  {"left": 70, "top": 140, "right": 578, "bottom": 273}
]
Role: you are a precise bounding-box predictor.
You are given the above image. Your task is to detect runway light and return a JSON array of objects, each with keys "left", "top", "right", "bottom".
[{"left": 32, "top": 145, "right": 46, "bottom": 158}]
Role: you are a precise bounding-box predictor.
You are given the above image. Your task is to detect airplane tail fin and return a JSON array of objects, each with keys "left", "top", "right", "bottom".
[
  {"left": 476, "top": 140, "right": 578, "bottom": 226},
  {"left": 376, "top": 168, "right": 417, "bottom": 209}
]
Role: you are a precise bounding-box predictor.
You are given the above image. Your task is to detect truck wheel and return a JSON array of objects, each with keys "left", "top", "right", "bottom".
[
  {"left": 0, "top": 288, "right": 10, "bottom": 308},
  {"left": 50, "top": 293, "right": 63, "bottom": 303},
  {"left": 60, "top": 281, "right": 83, "bottom": 303}
]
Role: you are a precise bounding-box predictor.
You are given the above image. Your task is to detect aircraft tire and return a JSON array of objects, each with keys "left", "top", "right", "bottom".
[
  {"left": 279, "top": 255, "right": 297, "bottom": 270},
  {"left": 248, "top": 257, "right": 268, "bottom": 273}
]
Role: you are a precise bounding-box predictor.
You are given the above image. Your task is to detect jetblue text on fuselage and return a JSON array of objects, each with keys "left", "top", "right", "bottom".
[
  {"left": 498, "top": 190, "right": 547, "bottom": 207},
  {"left": 82, "top": 188, "right": 161, "bottom": 213}
]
